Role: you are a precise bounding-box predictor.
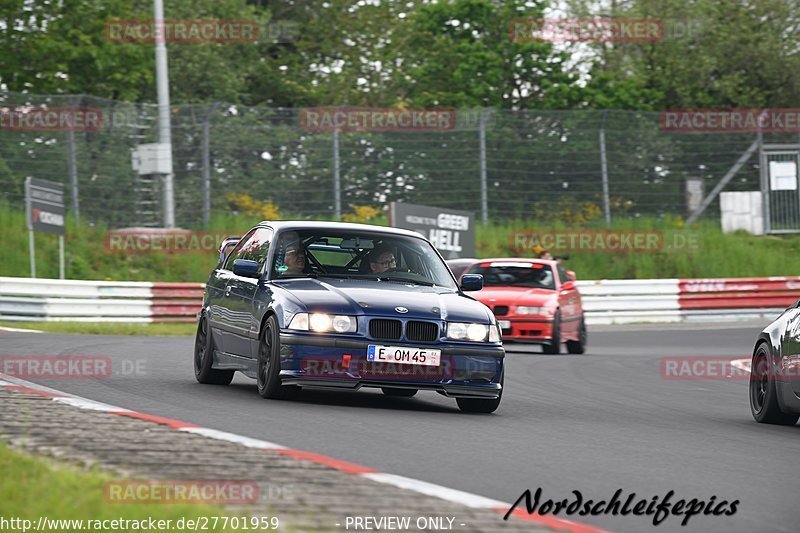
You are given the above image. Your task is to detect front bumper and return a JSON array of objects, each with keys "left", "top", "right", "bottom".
[
  {"left": 497, "top": 317, "right": 554, "bottom": 343},
  {"left": 279, "top": 332, "right": 504, "bottom": 399}
]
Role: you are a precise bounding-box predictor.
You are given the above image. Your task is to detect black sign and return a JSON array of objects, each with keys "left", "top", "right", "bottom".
[
  {"left": 389, "top": 202, "right": 475, "bottom": 259},
  {"left": 26, "top": 178, "right": 65, "bottom": 235}
]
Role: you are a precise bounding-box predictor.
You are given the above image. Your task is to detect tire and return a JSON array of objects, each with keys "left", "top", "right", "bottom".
[
  {"left": 381, "top": 387, "right": 417, "bottom": 397},
  {"left": 750, "top": 343, "right": 798, "bottom": 425},
  {"left": 194, "top": 316, "right": 234, "bottom": 385},
  {"left": 456, "top": 374, "right": 503, "bottom": 414},
  {"left": 566, "top": 317, "right": 587, "bottom": 354},
  {"left": 257, "top": 315, "right": 297, "bottom": 400},
  {"left": 542, "top": 311, "right": 561, "bottom": 354}
]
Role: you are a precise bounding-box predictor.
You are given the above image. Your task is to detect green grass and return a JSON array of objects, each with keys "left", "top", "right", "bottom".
[
  {"left": 0, "top": 321, "right": 196, "bottom": 336},
  {"left": 476, "top": 218, "right": 800, "bottom": 279},
  {"left": 2, "top": 202, "right": 800, "bottom": 281},
  {"left": 0, "top": 441, "right": 242, "bottom": 533}
]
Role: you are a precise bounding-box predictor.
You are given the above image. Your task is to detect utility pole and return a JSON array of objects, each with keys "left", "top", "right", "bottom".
[{"left": 154, "top": 0, "right": 175, "bottom": 227}]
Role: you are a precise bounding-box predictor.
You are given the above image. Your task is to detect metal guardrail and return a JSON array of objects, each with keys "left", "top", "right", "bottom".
[
  {"left": 0, "top": 277, "right": 204, "bottom": 322},
  {"left": 0, "top": 276, "right": 796, "bottom": 325}
]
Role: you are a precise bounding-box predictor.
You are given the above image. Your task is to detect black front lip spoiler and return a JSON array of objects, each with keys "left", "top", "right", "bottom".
[
  {"left": 278, "top": 375, "right": 502, "bottom": 399},
  {"left": 280, "top": 332, "right": 505, "bottom": 358}
]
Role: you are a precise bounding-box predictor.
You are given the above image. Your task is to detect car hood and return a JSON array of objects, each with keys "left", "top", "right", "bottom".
[
  {"left": 472, "top": 286, "right": 557, "bottom": 306},
  {"left": 272, "top": 278, "right": 492, "bottom": 323}
]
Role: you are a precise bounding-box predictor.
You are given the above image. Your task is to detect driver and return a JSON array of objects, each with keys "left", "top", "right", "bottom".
[
  {"left": 366, "top": 244, "right": 396, "bottom": 274},
  {"left": 276, "top": 232, "right": 306, "bottom": 276}
]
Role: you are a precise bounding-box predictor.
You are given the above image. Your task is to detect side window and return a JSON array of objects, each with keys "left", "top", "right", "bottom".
[
  {"left": 223, "top": 229, "right": 256, "bottom": 271},
  {"left": 238, "top": 228, "right": 273, "bottom": 272},
  {"left": 557, "top": 264, "right": 570, "bottom": 284}
]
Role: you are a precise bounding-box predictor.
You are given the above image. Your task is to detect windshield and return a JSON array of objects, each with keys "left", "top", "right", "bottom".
[
  {"left": 270, "top": 229, "right": 457, "bottom": 289},
  {"left": 466, "top": 261, "right": 555, "bottom": 290}
]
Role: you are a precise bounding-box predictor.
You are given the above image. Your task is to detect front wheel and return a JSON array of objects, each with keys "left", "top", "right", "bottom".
[
  {"left": 566, "top": 317, "right": 587, "bottom": 354},
  {"left": 194, "top": 317, "right": 234, "bottom": 385},
  {"left": 257, "top": 315, "right": 297, "bottom": 400},
  {"left": 456, "top": 396, "right": 501, "bottom": 413},
  {"left": 457, "top": 375, "right": 503, "bottom": 414},
  {"left": 542, "top": 312, "right": 561, "bottom": 354},
  {"left": 750, "top": 343, "right": 798, "bottom": 425}
]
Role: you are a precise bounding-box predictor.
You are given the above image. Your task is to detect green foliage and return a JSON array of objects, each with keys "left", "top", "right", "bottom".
[
  {"left": 569, "top": 0, "right": 800, "bottom": 109},
  {"left": 2, "top": 203, "right": 800, "bottom": 282}
]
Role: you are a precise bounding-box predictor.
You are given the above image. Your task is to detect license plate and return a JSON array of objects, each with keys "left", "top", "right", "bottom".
[
  {"left": 367, "top": 345, "right": 441, "bottom": 366},
  {"left": 498, "top": 320, "right": 511, "bottom": 329}
]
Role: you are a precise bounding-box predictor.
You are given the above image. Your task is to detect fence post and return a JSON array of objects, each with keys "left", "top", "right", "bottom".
[
  {"left": 201, "top": 103, "right": 218, "bottom": 227},
  {"left": 67, "top": 97, "right": 80, "bottom": 220},
  {"left": 333, "top": 126, "right": 341, "bottom": 220},
  {"left": 479, "top": 109, "right": 488, "bottom": 226},
  {"left": 599, "top": 110, "right": 611, "bottom": 225}
]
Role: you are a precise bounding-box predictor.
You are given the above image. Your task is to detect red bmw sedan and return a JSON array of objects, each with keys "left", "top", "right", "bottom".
[{"left": 449, "top": 258, "right": 586, "bottom": 354}]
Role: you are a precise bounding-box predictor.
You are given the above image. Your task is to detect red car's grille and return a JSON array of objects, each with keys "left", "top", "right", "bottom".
[{"left": 493, "top": 305, "right": 509, "bottom": 316}]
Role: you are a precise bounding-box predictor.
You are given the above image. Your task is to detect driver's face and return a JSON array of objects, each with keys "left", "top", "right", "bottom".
[
  {"left": 283, "top": 247, "right": 305, "bottom": 272},
  {"left": 370, "top": 252, "right": 396, "bottom": 273}
]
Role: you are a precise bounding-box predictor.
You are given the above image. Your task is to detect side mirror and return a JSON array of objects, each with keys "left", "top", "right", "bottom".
[
  {"left": 561, "top": 280, "right": 575, "bottom": 291},
  {"left": 567, "top": 270, "right": 576, "bottom": 281},
  {"left": 233, "top": 259, "right": 260, "bottom": 278},
  {"left": 460, "top": 274, "right": 483, "bottom": 291}
]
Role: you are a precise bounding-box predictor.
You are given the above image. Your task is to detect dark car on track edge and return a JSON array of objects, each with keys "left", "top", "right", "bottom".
[{"left": 194, "top": 221, "right": 505, "bottom": 413}]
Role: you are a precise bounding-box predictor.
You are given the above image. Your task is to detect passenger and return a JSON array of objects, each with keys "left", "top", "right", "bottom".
[{"left": 366, "top": 244, "right": 397, "bottom": 274}]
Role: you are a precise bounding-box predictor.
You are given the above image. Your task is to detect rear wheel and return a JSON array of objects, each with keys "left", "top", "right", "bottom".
[
  {"left": 750, "top": 343, "right": 798, "bottom": 425},
  {"left": 542, "top": 312, "right": 561, "bottom": 354},
  {"left": 566, "top": 317, "right": 587, "bottom": 354},
  {"left": 381, "top": 387, "right": 417, "bottom": 397},
  {"left": 257, "top": 315, "right": 297, "bottom": 400},
  {"left": 194, "top": 317, "right": 234, "bottom": 385}
]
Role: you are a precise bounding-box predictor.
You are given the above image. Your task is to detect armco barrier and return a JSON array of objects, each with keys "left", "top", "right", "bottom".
[
  {"left": 0, "top": 277, "right": 204, "bottom": 323},
  {"left": 0, "top": 276, "right": 797, "bottom": 325},
  {"left": 578, "top": 276, "right": 800, "bottom": 325}
]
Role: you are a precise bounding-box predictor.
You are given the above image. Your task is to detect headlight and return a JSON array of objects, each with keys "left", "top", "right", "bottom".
[
  {"left": 447, "top": 322, "right": 489, "bottom": 342},
  {"left": 489, "top": 323, "right": 501, "bottom": 343},
  {"left": 288, "top": 313, "right": 357, "bottom": 333},
  {"left": 288, "top": 312, "right": 309, "bottom": 330},
  {"left": 309, "top": 313, "right": 331, "bottom": 332},
  {"left": 332, "top": 315, "right": 357, "bottom": 333},
  {"left": 516, "top": 306, "right": 541, "bottom": 315}
]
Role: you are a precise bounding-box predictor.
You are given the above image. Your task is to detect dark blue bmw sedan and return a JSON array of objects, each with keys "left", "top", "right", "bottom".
[{"left": 194, "top": 221, "right": 504, "bottom": 413}]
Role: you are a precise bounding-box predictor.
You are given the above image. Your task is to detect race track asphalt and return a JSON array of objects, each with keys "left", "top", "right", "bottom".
[{"left": 1, "top": 321, "right": 798, "bottom": 533}]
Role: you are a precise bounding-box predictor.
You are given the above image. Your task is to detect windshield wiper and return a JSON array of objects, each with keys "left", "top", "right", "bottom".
[{"left": 376, "top": 276, "right": 435, "bottom": 287}]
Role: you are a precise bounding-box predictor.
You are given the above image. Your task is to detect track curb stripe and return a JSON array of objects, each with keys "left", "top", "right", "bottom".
[
  {"left": 115, "top": 411, "right": 200, "bottom": 429},
  {"left": 0, "top": 373, "right": 611, "bottom": 533},
  {"left": 275, "top": 449, "right": 377, "bottom": 475}
]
